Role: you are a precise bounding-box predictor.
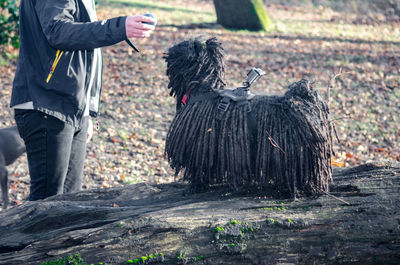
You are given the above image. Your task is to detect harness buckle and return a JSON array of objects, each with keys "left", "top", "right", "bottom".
[{"left": 218, "top": 97, "right": 231, "bottom": 112}]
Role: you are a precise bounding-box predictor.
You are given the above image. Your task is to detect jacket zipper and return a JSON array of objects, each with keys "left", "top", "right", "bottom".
[{"left": 46, "top": 49, "right": 63, "bottom": 83}]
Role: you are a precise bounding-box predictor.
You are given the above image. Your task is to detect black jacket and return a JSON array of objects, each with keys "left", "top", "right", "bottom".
[{"left": 11, "top": 0, "right": 127, "bottom": 126}]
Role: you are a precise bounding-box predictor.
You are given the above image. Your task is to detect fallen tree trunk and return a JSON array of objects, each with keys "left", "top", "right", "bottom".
[{"left": 0, "top": 162, "right": 399, "bottom": 265}]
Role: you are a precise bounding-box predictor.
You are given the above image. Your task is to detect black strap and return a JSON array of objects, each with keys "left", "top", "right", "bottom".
[
  {"left": 181, "top": 89, "right": 257, "bottom": 135},
  {"left": 183, "top": 91, "right": 219, "bottom": 106},
  {"left": 247, "top": 110, "right": 257, "bottom": 137}
]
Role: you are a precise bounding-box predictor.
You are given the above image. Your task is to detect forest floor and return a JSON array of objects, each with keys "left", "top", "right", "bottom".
[{"left": 0, "top": 0, "right": 399, "bottom": 209}]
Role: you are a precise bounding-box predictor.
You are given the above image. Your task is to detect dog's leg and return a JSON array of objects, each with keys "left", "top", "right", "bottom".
[{"left": 0, "top": 166, "right": 8, "bottom": 210}]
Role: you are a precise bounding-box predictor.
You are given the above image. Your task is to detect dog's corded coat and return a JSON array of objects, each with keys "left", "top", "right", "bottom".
[{"left": 164, "top": 37, "right": 333, "bottom": 198}]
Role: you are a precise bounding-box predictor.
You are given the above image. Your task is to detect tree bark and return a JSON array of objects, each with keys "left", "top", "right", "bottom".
[
  {"left": 213, "top": 0, "right": 271, "bottom": 31},
  {"left": 0, "top": 162, "right": 399, "bottom": 265}
]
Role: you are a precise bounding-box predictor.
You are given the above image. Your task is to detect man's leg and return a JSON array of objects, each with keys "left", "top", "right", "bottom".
[
  {"left": 0, "top": 164, "right": 9, "bottom": 209},
  {"left": 64, "top": 116, "right": 88, "bottom": 193},
  {"left": 15, "top": 110, "right": 75, "bottom": 200}
]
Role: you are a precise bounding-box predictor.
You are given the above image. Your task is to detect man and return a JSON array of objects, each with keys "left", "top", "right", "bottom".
[{"left": 10, "top": 0, "right": 156, "bottom": 201}]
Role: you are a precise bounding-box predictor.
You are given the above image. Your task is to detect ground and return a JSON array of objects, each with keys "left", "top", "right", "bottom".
[{"left": 0, "top": 0, "right": 399, "bottom": 209}]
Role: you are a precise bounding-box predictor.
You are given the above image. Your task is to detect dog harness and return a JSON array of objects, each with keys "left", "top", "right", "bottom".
[
  {"left": 182, "top": 68, "right": 264, "bottom": 107},
  {"left": 181, "top": 68, "right": 265, "bottom": 134}
]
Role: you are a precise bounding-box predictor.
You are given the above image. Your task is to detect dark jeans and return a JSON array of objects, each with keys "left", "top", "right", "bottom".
[{"left": 14, "top": 109, "right": 88, "bottom": 201}]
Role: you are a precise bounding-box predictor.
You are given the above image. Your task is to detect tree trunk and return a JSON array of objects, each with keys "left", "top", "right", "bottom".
[
  {"left": 213, "top": 0, "right": 271, "bottom": 31},
  {"left": 0, "top": 162, "right": 399, "bottom": 265}
]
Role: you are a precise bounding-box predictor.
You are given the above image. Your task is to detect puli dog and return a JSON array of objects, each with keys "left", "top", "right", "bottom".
[{"left": 163, "top": 37, "right": 334, "bottom": 198}]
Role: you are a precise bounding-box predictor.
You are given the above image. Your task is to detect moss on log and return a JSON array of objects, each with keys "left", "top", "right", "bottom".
[{"left": 0, "top": 162, "right": 399, "bottom": 264}]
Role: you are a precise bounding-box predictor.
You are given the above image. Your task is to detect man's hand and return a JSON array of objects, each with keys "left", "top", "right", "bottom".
[{"left": 125, "top": 15, "right": 156, "bottom": 38}]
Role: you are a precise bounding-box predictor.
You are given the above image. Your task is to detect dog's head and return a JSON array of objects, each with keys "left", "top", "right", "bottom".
[{"left": 164, "top": 37, "right": 225, "bottom": 108}]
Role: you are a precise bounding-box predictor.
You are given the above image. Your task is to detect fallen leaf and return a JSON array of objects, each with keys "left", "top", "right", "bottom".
[
  {"left": 376, "top": 147, "right": 385, "bottom": 153},
  {"left": 110, "top": 136, "right": 120, "bottom": 143},
  {"left": 331, "top": 157, "right": 345, "bottom": 167}
]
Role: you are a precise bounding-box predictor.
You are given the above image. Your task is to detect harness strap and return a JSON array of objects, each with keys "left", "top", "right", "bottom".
[
  {"left": 181, "top": 88, "right": 258, "bottom": 135},
  {"left": 182, "top": 90, "right": 219, "bottom": 106},
  {"left": 247, "top": 109, "right": 258, "bottom": 137},
  {"left": 216, "top": 91, "right": 258, "bottom": 135}
]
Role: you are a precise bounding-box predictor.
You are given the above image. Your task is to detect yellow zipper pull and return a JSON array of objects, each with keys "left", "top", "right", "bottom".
[{"left": 46, "top": 50, "right": 64, "bottom": 83}]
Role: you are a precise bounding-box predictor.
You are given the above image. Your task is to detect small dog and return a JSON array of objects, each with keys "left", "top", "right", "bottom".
[
  {"left": 163, "top": 37, "right": 334, "bottom": 198},
  {"left": 0, "top": 125, "right": 25, "bottom": 210}
]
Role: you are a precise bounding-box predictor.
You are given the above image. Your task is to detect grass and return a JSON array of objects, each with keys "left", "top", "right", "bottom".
[
  {"left": 278, "top": 20, "right": 400, "bottom": 42},
  {"left": 97, "top": 0, "right": 216, "bottom": 25},
  {"left": 40, "top": 254, "right": 87, "bottom": 265},
  {"left": 98, "top": 0, "right": 211, "bottom": 14},
  {"left": 95, "top": 0, "right": 400, "bottom": 43},
  {"left": 225, "top": 10, "right": 400, "bottom": 44}
]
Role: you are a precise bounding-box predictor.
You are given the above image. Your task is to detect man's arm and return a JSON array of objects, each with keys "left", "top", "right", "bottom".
[{"left": 34, "top": 0, "right": 153, "bottom": 51}]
